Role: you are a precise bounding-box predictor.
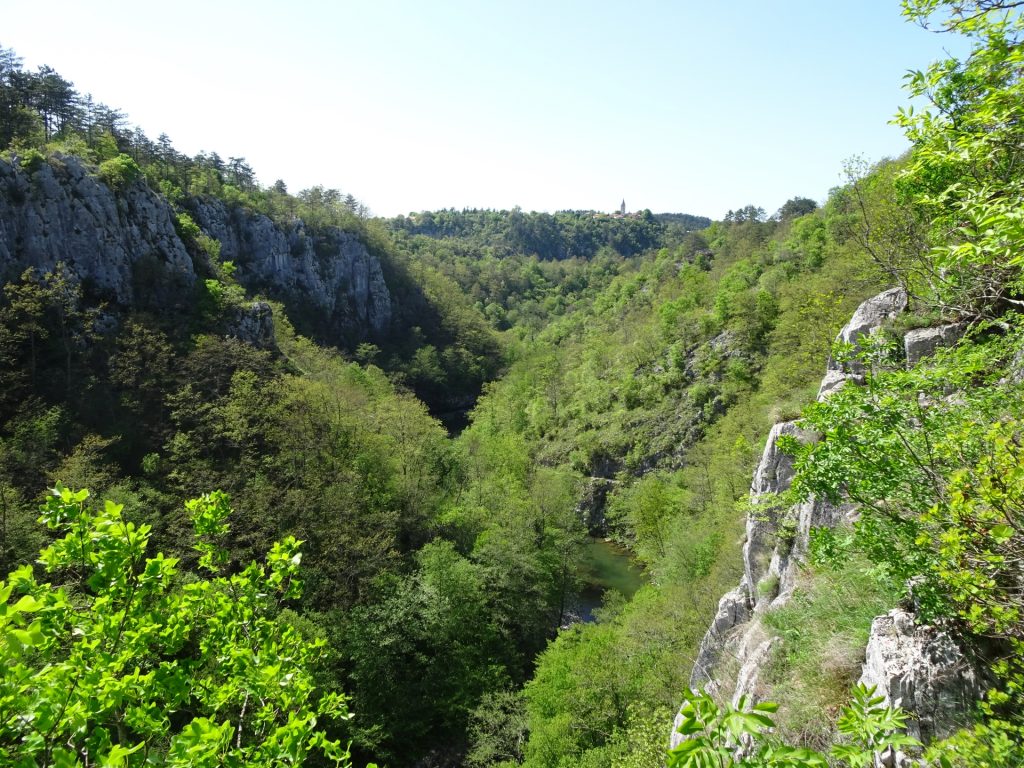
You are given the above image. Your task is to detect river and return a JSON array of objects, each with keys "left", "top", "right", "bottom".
[{"left": 575, "top": 537, "right": 648, "bottom": 622}]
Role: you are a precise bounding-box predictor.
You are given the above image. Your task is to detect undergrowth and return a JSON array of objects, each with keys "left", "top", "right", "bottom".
[{"left": 761, "top": 555, "right": 898, "bottom": 751}]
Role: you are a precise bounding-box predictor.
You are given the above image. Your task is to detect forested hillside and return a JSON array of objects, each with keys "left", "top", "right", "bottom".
[
  {"left": 1, "top": 1, "right": 1023, "bottom": 767},
  {"left": 0, "top": 40, "right": 720, "bottom": 765}
]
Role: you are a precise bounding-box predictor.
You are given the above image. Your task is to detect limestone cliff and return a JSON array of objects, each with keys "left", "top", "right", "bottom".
[
  {"left": 186, "top": 198, "right": 391, "bottom": 338},
  {"left": 674, "top": 289, "right": 983, "bottom": 759},
  {"left": 0, "top": 154, "right": 195, "bottom": 308},
  {"left": 0, "top": 154, "right": 392, "bottom": 342},
  {"left": 859, "top": 609, "right": 983, "bottom": 746}
]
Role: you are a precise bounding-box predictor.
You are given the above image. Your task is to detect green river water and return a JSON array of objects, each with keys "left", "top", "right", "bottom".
[{"left": 576, "top": 537, "right": 648, "bottom": 622}]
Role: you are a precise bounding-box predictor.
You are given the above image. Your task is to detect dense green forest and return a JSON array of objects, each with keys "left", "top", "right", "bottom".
[{"left": 1, "top": 0, "right": 1023, "bottom": 766}]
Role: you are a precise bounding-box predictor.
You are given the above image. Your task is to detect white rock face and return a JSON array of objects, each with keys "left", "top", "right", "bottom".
[
  {"left": 743, "top": 421, "right": 811, "bottom": 603},
  {"left": 817, "top": 287, "right": 908, "bottom": 400},
  {"left": 1010, "top": 347, "right": 1024, "bottom": 385},
  {"left": 673, "top": 289, "right": 989, "bottom": 756},
  {"left": 837, "top": 288, "right": 908, "bottom": 345},
  {"left": 0, "top": 155, "right": 195, "bottom": 307},
  {"left": 188, "top": 198, "right": 392, "bottom": 335},
  {"left": 904, "top": 324, "right": 965, "bottom": 368},
  {"left": 732, "top": 634, "right": 778, "bottom": 709},
  {"left": 816, "top": 368, "right": 852, "bottom": 401},
  {"left": 859, "top": 609, "right": 983, "bottom": 746},
  {"left": 0, "top": 156, "right": 392, "bottom": 342},
  {"left": 673, "top": 289, "right": 993, "bottom": 759},
  {"left": 674, "top": 610, "right": 773, "bottom": 750},
  {"left": 688, "top": 584, "right": 753, "bottom": 693}
]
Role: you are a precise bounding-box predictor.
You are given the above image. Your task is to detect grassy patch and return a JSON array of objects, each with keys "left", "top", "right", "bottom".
[{"left": 761, "top": 555, "right": 897, "bottom": 751}]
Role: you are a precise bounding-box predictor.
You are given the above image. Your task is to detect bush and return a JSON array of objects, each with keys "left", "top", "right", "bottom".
[
  {"left": 97, "top": 153, "right": 142, "bottom": 190},
  {"left": 667, "top": 685, "right": 920, "bottom": 767},
  {"left": 17, "top": 147, "right": 46, "bottom": 172},
  {"left": 175, "top": 210, "right": 202, "bottom": 241},
  {"left": 0, "top": 486, "right": 354, "bottom": 767}
]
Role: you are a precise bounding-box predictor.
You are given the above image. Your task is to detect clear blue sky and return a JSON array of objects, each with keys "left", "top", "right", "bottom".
[{"left": 2, "top": 0, "right": 969, "bottom": 218}]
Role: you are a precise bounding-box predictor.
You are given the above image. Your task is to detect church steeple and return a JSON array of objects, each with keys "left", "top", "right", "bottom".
[{"left": 620, "top": 199, "right": 626, "bottom": 215}]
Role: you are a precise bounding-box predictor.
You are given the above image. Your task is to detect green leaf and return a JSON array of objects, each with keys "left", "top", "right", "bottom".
[
  {"left": 990, "top": 524, "right": 1013, "bottom": 543},
  {"left": 11, "top": 594, "right": 42, "bottom": 614}
]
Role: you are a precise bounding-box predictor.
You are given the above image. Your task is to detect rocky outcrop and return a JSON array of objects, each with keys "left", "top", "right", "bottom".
[
  {"left": 187, "top": 198, "right": 391, "bottom": 337},
  {"left": 743, "top": 421, "right": 815, "bottom": 602},
  {"left": 834, "top": 287, "right": 908, "bottom": 357},
  {"left": 228, "top": 300, "right": 276, "bottom": 349},
  {"left": 0, "top": 154, "right": 195, "bottom": 307},
  {"left": 0, "top": 154, "right": 393, "bottom": 345},
  {"left": 1009, "top": 347, "right": 1024, "bottom": 385},
  {"left": 677, "top": 289, "right": 984, "bottom": 753},
  {"left": 673, "top": 602, "right": 768, "bottom": 750},
  {"left": 694, "top": 288, "right": 908, "bottom": 627},
  {"left": 687, "top": 586, "right": 752, "bottom": 697},
  {"left": 859, "top": 609, "right": 983, "bottom": 746},
  {"left": 683, "top": 416, "right": 845, "bottom": 720},
  {"left": 732, "top": 632, "right": 778, "bottom": 708},
  {"left": 818, "top": 287, "right": 908, "bottom": 400},
  {"left": 904, "top": 324, "right": 965, "bottom": 368}
]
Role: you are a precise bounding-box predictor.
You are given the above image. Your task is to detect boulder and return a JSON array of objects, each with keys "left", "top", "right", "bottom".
[
  {"left": 859, "top": 609, "right": 984, "bottom": 746},
  {"left": 904, "top": 324, "right": 966, "bottom": 368},
  {"left": 816, "top": 368, "right": 850, "bottom": 400},
  {"left": 1010, "top": 346, "right": 1024, "bottom": 385}
]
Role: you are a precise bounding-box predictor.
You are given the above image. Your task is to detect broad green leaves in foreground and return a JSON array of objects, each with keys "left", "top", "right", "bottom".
[
  {"left": 0, "top": 486, "right": 352, "bottom": 767},
  {"left": 667, "top": 685, "right": 919, "bottom": 768}
]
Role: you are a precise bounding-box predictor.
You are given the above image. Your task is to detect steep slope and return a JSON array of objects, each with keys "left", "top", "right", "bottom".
[
  {"left": 469, "top": 196, "right": 890, "bottom": 767},
  {"left": 678, "top": 289, "right": 987, "bottom": 756},
  {"left": 187, "top": 196, "right": 391, "bottom": 337},
  {"left": 0, "top": 154, "right": 392, "bottom": 340},
  {"left": 0, "top": 153, "right": 195, "bottom": 308}
]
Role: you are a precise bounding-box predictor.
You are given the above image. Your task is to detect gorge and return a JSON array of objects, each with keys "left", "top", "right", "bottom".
[{"left": 1, "top": 2, "right": 1023, "bottom": 766}]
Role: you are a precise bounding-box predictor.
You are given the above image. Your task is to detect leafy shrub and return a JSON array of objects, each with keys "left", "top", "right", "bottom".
[
  {"left": 97, "top": 152, "right": 142, "bottom": 190},
  {"left": 667, "top": 685, "right": 920, "bottom": 767},
  {"left": 0, "top": 486, "right": 353, "bottom": 767},
  {"left": 175, "top": 210, "right": 202, "bottom": 241},
  {"left": 17, "top": 147, "right": 46, "bottom": 172}
]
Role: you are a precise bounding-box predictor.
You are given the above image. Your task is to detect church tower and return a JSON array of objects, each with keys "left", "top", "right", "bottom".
[{"left": 620, "top": 199, "right": 626, "bottom": 215}]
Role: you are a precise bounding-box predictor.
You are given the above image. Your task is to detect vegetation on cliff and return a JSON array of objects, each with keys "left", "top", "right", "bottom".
[
  {"left": 666, "top": 1, "right": 1024, "bottom": 765},
  {"left": 1, "top": 0, "right": 1023, "bottom": 766}
]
